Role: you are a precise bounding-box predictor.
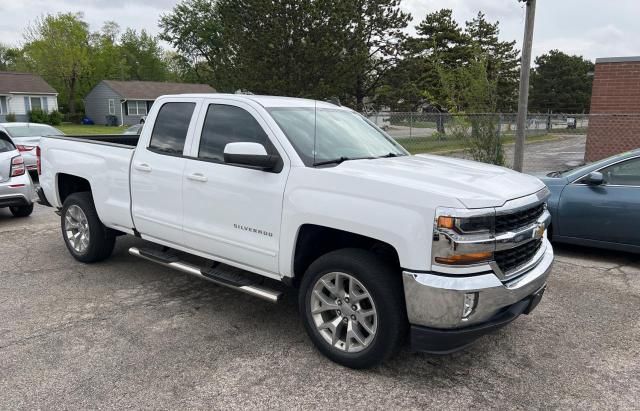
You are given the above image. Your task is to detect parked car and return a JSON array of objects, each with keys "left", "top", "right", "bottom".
[
  {"left": 0, "top": 123, "right": 64, "bottom": 177},
  {"left": 541, "top": 149, "right": 640, "bottom": 253},
  {"left": 0, "top": 131, "right": 35, "bottom": 217},
  {"left": 123, "top": 124, "right": 144, "bottom": 135},
  {"left": 38, "top": 94, "right": 553, "bottom": 368}
]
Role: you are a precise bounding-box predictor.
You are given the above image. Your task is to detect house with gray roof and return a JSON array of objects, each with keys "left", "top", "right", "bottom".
[
  {"left": 0, "top": 72, "right": 59, "bottom": 122},
  {"left": 84, "top": 80, "right": 216, "bottom": 125}
]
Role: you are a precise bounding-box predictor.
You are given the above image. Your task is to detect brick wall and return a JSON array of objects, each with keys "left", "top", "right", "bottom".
[{"left": 585, "top": 57, "right": 640, "bottom": 161}]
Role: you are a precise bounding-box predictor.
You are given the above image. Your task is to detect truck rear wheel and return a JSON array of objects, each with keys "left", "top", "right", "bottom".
[
  {"left": 299, "top": 248, "right": 407, "bottom": 369},
  {"left": 61, "top": 192, "right": 115, "bottom": 263}
]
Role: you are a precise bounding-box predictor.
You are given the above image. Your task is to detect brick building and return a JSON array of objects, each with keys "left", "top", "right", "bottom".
[{"left": 585, "top": 56, "right": 640, "bottom": 161}]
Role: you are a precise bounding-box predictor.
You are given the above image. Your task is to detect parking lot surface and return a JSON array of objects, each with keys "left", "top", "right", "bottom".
[{"left": 1, "top": 205, "right": 639, "bottom": 409}]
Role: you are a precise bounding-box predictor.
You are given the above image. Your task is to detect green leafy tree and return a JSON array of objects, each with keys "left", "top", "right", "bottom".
[
  {"left": 89, "top": 22, "right": 128, "bottom": 82},
  {"left": 465, "top": 12, "right": 519, "bottom": 111},
  {"left": 120, "top": 29, "right": 168, "bottom": 81},
  {"left": 0, "top": 44, "right": 22, "bottom": 71},
  {"left": 529, "top": 50, "right": 594, "bottom": 113},
  {"left": 22, "top": 13, "right": 92, "bottom": 114}
]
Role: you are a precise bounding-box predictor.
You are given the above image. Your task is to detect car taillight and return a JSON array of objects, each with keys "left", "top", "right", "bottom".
[
  {"left": 16, "top": 145, "right": 35, "bottom": 152},
  {"left": 10, "top": 155, "right": 25, "bottom": 177},
  {"left": 36, "top": 146, "right": 42, "bottom": 175}
]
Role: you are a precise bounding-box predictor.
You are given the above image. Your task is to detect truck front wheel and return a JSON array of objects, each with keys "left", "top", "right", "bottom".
[
  {"left": 299, "top": 248, "right": 407, "bottom": 369},
  {"left": 61, "top": 192, "right": 115, "bottom": 263}
]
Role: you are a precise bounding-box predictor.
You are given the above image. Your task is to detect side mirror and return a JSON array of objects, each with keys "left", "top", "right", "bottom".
[
  {"left": 223, "top": 142, "right": 279, "bottom": 171},
  {"left": 586, "top": 171, "right": 604, "bottom": 185}
]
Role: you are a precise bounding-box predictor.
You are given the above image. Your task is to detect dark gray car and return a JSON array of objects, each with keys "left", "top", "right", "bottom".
[{"left": 540, "top": 149, "right": 640, "bottom": 253}]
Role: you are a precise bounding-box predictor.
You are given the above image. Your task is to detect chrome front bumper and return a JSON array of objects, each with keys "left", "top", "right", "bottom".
[{"left": 403, "top": 238, "right": 553, "bottom": 329}]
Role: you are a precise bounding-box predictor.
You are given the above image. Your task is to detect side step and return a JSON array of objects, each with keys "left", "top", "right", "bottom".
[{"left": 129, "top": 247, "right": 283, "bottom": 303}]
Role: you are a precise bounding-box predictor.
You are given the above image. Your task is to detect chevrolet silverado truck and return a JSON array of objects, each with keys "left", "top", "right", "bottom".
[{"left": 38, "top": 94, "right": 553, "bottom": 369}]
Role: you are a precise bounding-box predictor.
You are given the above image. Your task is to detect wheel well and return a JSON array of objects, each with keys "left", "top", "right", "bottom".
[
  {"left": 57, "top": 174, "right": 91, "bottom": 204},
  {"left": 292, "top": 224, "right": 400, "bottom": 284}
]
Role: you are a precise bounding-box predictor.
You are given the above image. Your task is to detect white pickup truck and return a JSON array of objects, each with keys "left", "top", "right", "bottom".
[{"left": 38, "top": 94, "right": 553, "bottom": 368}]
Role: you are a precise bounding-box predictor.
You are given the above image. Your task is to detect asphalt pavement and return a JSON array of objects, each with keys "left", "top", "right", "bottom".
[{"left": 1, "top": 204, "right": 639, "bottom": 409}]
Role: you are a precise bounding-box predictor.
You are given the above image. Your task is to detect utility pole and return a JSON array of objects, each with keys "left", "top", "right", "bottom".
[{"left": 514, "top": 0, "right": 537, "bottom": 172}]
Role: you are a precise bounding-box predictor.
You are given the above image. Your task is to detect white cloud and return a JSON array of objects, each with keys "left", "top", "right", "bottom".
[{"left": 1, "top": 0, "right": 639, "bottom": 62}]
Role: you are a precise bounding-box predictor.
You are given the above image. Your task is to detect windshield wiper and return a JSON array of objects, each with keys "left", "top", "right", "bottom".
[
  {"left": 376, "top": 152, "right": 404, "bottom": 159},
  {"left": 313, "top": 156, "right": 372, "bottom": 167}
]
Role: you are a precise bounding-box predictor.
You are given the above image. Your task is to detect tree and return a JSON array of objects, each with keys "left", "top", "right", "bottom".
[
  {"left": 465, "top": 12, "right": 519, "bottom": 111},
  {"left": 0, "top": 44, "right": 22, "bottom": 71},
  {"left": 22, "top": 13, "right": 92, "bottom": 114},
  {"left": 120, "top": 29, "right": 168, "bottom": 81},
  {"left": 341, "top": 0, "right": 411, "bottom": 109},
  {"left": 89, "top": 22, "right": 128, "bottom": 82},
  {"left": 529, "top": 50, "right": 594, "bottom": 113}
]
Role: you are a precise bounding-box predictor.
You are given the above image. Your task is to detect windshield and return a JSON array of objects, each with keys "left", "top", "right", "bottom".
[
  {"left": 268, "top": 107, "right": 406, "bottom": 166},
  {"left": 550, "top": 150, "right": 638, "bottom": 178},
  {"left": 4, "top": 124, "right": 63, "bottom": 138}
]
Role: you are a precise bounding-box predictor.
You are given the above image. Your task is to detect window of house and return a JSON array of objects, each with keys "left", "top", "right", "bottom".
[
  {"left": 108, "top": 99, "right": 116, "bottom": 115},
  {"left": 128, "top": 101, "right": 148, "bottom": 116},
  {"left": 30, "top": 97, "right": 42, "bottom": 111},
  {"left": 148, "top": 102, "right": 196, "bottom": 155},
  {"left": 198, "top": 104, "right": 273, "bottom": 163}
]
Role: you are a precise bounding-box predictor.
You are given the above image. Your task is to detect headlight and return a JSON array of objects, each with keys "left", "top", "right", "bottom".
[{"left": 433, "top": 207, "right": 496, "bottom": 267}]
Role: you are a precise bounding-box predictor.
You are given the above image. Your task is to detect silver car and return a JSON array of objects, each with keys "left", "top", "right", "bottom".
[
  {"left": 0, "top": 123, "right": 64, "bottom": 176},
  {"left": 0, "top": 131, "right": 35, "bottom": 217}
]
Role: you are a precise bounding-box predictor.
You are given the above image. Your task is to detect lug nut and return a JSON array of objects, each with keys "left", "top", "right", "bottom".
[
  {"left": 352, "top": 305, "right": 357, "bottom": 311},
  {"left": 337, "top": 300, "right": 342, "bottom": 306},
  {"left": 343, "top": 317, "right": 348, "bottom": 323},
  {"left": 344, "top": 297, "right": 350, "bottom": 303},
  {"left": 337, "top": 310, "right": 341, "bottom": 316},
  {"left": 351, "top": 315, "right": 356, "bottom": 321}
]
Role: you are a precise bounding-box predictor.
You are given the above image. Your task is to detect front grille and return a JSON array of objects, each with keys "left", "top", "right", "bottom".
[
  {"left": 495, "top": 239, "right": 542, "bottom": 274},
  {"left": 495, "top": 203, "right": 545, "bottom": 233}
]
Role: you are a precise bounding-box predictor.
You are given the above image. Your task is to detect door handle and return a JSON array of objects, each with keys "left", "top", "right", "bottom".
[
  {"left": 134, "top": 163, "right": 152, "bottom": 172},
  {"left": 187, "top": 173, "right": 208, "bottom": 182}
]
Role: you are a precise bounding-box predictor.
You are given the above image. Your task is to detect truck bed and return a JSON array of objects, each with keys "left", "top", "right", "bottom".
[
  {"left": 40, "top": 134, "right": 138, "bottom": 234},
  {"left": 49, "top": 134, "right": 140, "bottom": 148}
]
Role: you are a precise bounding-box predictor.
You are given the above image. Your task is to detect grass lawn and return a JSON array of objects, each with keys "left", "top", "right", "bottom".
[
  {"left": 400, "top": 133, "right": 558, "bottom": 155},
  {"left": 57, "top": 124, "right": 127, "bottom": 135}
]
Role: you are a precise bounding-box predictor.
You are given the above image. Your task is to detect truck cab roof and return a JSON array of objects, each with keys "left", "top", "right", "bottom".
[{"left": 158, "top": 93, "right": 346, "bottom": 110}]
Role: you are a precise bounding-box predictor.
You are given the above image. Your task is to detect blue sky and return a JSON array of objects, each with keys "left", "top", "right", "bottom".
[{"left": 1, "top": 0, "right": 639, "bottom": 61}]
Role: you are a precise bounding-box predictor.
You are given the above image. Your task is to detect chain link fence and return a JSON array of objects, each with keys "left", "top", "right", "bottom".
[{"left": 366, "top": 112, "right": 596, "bottom": 172}]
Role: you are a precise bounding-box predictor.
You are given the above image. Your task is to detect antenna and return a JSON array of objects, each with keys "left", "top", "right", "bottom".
[{"left": 313, "top": 99, "right": 318, "bottom": 165}]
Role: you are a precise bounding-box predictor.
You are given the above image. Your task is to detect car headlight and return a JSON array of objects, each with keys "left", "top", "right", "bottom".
[{"left": 433, "top": 208, "right": 496, "bottom": 267}]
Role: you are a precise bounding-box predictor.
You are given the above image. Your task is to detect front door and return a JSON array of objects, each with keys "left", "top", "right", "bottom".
[
  {"left": 558, "top": 156, "right": 640, "bottom": 246},
  {"left": 130, "top": 100, "right": 199, "bottom": 244},
  {"left": 182, "top": 101, "right": 288, "bottom": 274}
]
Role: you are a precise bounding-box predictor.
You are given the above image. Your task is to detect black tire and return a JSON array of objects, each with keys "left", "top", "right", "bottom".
[
  {"left": 299, "top": 248, "right": 407, "bottom": 369},
  {"left": 10, "top": 203, "right": 34, "bottom": 218},
  {"left": 61, "top": 192, "right": 116, "bottom": 263}
]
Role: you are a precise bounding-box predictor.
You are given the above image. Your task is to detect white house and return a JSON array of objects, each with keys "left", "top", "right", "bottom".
[{"left": 0, "top": 72, "right": 59, "bottom": 122}]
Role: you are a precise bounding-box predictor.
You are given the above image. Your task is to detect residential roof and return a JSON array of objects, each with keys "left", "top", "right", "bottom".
[
  {"left": 0, "top": 72, "right": 57, "bottom": 95},
  {"left": 595, "top": 56, "right": 640, "bottom": 64},
  {"left": 102, "top": 80, "right": 216, "bottom": 100}
]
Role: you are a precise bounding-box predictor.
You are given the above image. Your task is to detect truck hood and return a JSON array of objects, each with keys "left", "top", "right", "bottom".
[{"left": 330, "top": 154, "right": 546, "bottom": 209}]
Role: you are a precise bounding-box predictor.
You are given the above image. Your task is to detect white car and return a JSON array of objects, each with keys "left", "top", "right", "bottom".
[
  {"left": 0, "top": 123, "right": 64, "bottom": 176},
  {"left": 0, "top": 131, "right": 35, "bottom": 217},
  {"left": 39, "top": 94, "right": 553, "bottom": 368}
]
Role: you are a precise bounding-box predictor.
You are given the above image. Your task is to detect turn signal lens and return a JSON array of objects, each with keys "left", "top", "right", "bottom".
[
  {"left": 435, "top": 252, "right": 493, "bottom": 265},
  {"left": 437, "top": 216, "right": 455, "bottom": 229}
]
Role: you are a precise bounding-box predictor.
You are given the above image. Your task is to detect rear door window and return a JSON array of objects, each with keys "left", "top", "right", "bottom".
[
  {"left": 0, "top": 134, "right": 15, "bottom": 152},
  {"left": 148, "top": 102, "right": 196, "bottom": 155}
]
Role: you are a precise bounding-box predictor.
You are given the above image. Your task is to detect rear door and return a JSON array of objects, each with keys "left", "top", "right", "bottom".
[
  {"left": 181, "top": 100, "right": 289, "bottom": 274},
  {"left": 130, "top": 99, "right": 201, "bottom": 244},
  {"left": 558, "top": 156, "right": 640, "bottom": 245}
]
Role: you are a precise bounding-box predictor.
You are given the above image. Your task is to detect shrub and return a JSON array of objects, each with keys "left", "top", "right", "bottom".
[
  {"left": 29, "top": 109, "right": 49, "bottom": 124},
  {"left": 5, "top": 113, "right": 16, "bottom": 122},
  {"left": 48, "top": 110, "right": 63, "bottom": 126}
]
